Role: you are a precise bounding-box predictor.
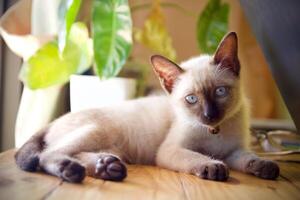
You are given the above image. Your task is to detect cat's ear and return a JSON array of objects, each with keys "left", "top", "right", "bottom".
[
  {"left": 151, "top": 55, "right": 184, "bottom": 93},
  {"left": 214, "top": 32, "right": 240, "bottom": 76}
]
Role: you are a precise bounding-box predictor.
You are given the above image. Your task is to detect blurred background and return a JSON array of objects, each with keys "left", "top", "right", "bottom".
[{"left": 0, "top": 0, "right": 294, "bottom": 151}]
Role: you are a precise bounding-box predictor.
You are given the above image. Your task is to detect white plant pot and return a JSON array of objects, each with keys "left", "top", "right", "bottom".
[{"left": 70, "top": 75, "right": 136, "bottom": 112}]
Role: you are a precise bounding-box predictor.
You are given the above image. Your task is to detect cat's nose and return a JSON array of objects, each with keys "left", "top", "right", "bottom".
[
  {"left": 204, "top": 111, "right": 216, "bottom": 121},
  {"left": 203, "top": 102, "right": 219, "bottom": 122}
]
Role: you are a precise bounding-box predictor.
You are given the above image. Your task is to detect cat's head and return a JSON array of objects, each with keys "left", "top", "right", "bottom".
[{"left": 151, "top": 32, "right": 242, "bottom": 127}]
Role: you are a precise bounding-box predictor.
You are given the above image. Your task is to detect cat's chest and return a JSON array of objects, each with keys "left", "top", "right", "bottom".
[{"left": 184, "top": 131, "right": 239, "bottom": 159}]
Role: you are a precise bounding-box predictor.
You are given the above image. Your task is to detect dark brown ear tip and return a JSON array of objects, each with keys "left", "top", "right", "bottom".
[
  {"left": 226, "top": 32, "right": 238, "bottom": 40},
  {"left": 228, "top": 31, "right": 237, "bottom": 36}
]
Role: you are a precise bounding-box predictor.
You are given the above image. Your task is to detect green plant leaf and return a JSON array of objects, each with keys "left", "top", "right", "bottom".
[
  {"left": 92, "top": 0, "right": 132, "bottom": 79},
  {"left": 58, "top": 0, "right": 82, "bottom": 52},
  {"left": 20, "top": 22, "right": 93, "bottom": 89},
  {"left": 197, "top": 0, "right": 229, "bottom": 54}
]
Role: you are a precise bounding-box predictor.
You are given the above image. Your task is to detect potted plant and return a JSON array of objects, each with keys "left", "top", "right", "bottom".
[{"left": 69, "top": 0, "right": 136, "bottom": 112}]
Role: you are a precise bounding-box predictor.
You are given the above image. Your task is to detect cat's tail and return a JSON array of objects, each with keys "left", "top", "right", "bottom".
[{"left": 15, "top": 125, "right": 49, "bottom": 172}]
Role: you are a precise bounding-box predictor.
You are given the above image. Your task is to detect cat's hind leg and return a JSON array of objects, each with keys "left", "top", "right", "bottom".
[
  {"left": 15, "top": 126, "right": 49, "bottom": 172},
  {"left": 39, "top": 124, "right": 125, "bottom": 182},
  {"left": 74, "top": 152, "right": 127, "bottom": 181}
]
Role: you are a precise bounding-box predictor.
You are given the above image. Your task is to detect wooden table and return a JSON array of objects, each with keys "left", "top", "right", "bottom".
[{"left": 0, "top": 150, "right": 299, "bottom": 200}]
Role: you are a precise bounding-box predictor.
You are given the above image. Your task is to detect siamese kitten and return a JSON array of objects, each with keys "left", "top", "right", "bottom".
[{"left": 15, "top": 32, "right": 279, "bottom": 183}]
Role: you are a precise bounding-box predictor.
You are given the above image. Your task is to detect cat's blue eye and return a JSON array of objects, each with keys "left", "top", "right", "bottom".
[
  {"left": 215, "top": 86, "right": 228, "bottom": 97},
  {"left": 185, "top": 95, "right": 198, "bottom": 104}
]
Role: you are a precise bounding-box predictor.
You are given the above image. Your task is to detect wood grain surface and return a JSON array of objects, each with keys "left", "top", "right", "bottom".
[{"left": 0, "top": 150, "right": 299, "bottom": 200}]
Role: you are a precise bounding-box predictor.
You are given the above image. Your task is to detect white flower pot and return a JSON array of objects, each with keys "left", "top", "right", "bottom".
[{"left": 70, "top": 75, "right": 136, "bottom": 112}]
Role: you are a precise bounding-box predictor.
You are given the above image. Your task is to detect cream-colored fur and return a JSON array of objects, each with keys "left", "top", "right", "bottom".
[{"left": 41, "top": 96, "right": 173, "bottom": 165}]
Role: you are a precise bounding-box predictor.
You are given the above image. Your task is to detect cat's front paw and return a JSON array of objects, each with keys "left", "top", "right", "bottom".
[
  {"left": 193, "top": 161, "right": 229, "bottom": 181},
  {"left": 246, "top": 159, "right": 280, "bottom": 180},
  {"left": 95, "top": 155, "right": 127, "bottom": 181}
]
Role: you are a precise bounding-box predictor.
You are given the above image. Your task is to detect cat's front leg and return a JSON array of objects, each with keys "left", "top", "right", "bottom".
[
  {"left": 225, "top": 149, "right": 280, "bottom": 180},
  {"left": 156, "top": 143, "right": 229, "bottom": 181},
  {"left": 191, "top": 160, "right": 229, "bottom": 181}
]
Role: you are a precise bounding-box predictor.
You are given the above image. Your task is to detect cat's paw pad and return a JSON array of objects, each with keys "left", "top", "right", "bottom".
[
  {"left": 247, "top": 159, "right": 280, "bottom": 180},
  {"left": 95, "top": 155, "right": 127, "bottom": 181},
  {"left": 193, "top": 161, "right": 229, "bottom": 181},
  {"left": 59, "top": 159, "right": 86, "bottom": 183}
]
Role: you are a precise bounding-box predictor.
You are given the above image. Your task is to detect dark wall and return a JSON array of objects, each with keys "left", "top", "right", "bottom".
[{"left": 240, "top": 0, "right": 300, "bottom": 133}]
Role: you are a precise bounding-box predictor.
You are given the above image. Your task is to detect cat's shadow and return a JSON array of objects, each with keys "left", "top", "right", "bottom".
[{"left": 225, "top": 177, "right": 240, "bottom": 185}]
